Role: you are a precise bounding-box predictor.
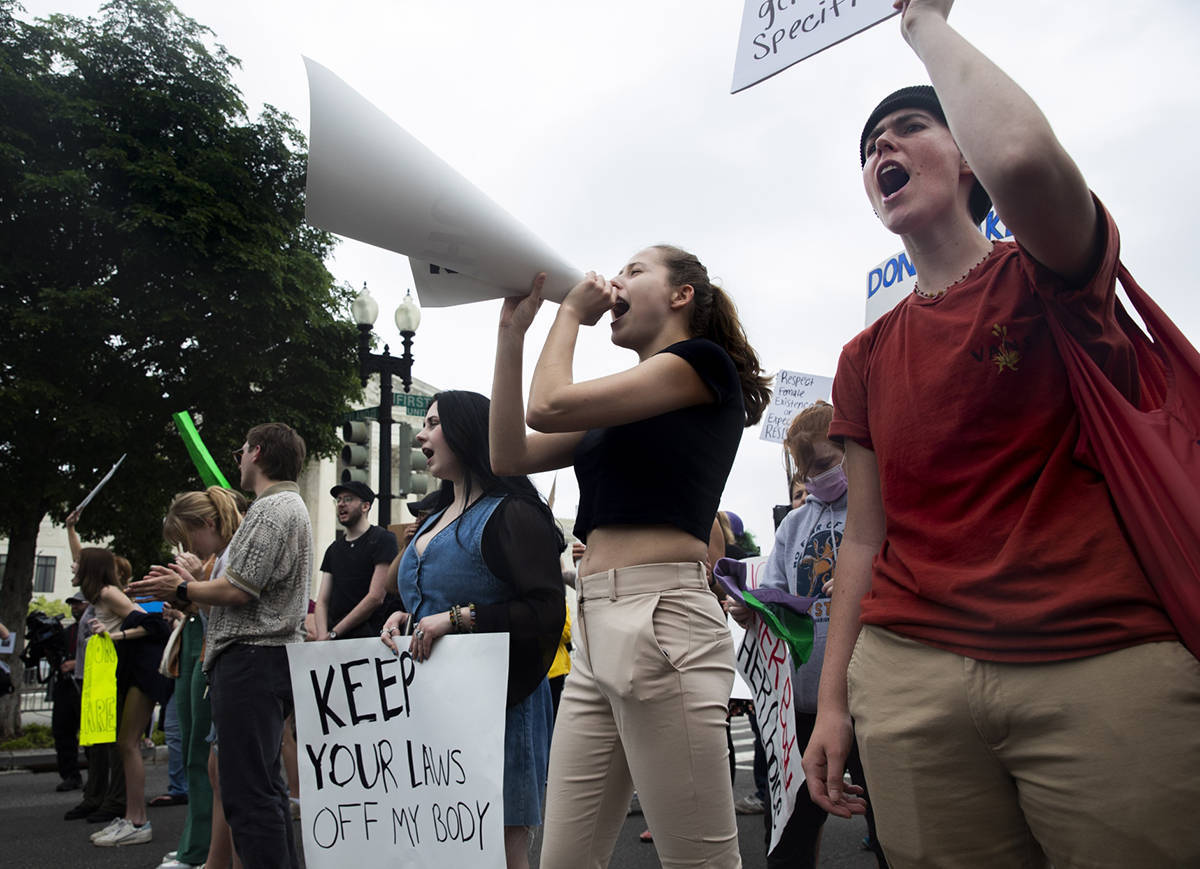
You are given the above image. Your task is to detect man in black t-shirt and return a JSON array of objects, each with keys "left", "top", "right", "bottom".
[{"left": 314, "top": 481, "right": 399, "bottom": 640}]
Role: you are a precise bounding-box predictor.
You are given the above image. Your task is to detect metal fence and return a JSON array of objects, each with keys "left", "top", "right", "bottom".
[{"left": 18, "top": 665, "right": 54, "bottom": 714}]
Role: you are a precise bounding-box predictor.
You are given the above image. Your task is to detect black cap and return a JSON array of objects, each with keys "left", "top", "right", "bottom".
[
  {"left": 330, "top": 481, "right": 375, "bottom": 503},
  {"left": 66, "top": 592, "right": 86, "bottom": 605},
  {"left": 860, "top": 85, "right": 992, "bottom": 226},
  {"left": 405, "top": 490, "right": 440, "bottom": 518}
]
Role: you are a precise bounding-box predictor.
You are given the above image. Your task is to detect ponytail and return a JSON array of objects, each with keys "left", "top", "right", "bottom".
[
  {"left": 164, "top": 486, "right": 245, "bottom": 551},
  {"left": 654, "top": 245, "right": 772, "bottom": 426}
]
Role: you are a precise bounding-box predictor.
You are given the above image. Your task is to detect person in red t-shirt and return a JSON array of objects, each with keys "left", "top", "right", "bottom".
[{"left": 801, "top": 3, "right": 1200, "bottom": 868}]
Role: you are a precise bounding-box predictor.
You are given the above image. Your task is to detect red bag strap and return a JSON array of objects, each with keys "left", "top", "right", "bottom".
[{"left": 1114, "top": 263, "right": 1200, "bottom": 420}]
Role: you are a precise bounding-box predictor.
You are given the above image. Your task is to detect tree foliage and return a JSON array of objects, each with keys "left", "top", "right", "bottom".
[{"left": 0, "top": 0, "right": 361, "bottom": 731}]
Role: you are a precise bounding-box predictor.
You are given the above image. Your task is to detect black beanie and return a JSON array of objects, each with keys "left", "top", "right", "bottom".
[{"left": 860, "top": 85, "right": 992, "bottom": 226}]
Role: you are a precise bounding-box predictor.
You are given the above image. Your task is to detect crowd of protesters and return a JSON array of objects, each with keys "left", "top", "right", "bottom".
[{"left": 17, "top": 4, "right": 1200, "bottom": 869}]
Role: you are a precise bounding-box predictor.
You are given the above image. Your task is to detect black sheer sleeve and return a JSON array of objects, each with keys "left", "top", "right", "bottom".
[{"left": 479, "top": 497, "right": 566, "bottom": 705}]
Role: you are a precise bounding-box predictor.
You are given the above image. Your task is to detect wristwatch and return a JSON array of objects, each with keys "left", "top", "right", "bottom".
[
  {"left": 328, "top": 630, "right": 338, "bottom": 640},
  {"left": 175, "top": 581, "right": 190, "bottom": 604}
]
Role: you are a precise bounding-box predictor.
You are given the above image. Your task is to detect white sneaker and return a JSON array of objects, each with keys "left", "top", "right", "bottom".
[
  {"left": 113, "top": 820, "right": 152, "bottom": 847},
  {"left": 90, "top": 817, "right": 126, "bottom": 842},
  {"left": 96, "top": 819, "right": 153, "bottom": 847},
  {"left": 159, "top": 859, "right": 201, "bottom": 868},
  {"left": 162, "top": 852, "right": 178, "bottom": 862}
]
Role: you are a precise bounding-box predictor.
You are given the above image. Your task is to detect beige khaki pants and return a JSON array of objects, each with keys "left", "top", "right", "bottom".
[
  {"left": 539, "top": 562, "right": 741, "bottom": 869},
  {"left": 848, "top": 625, "right": 1200, "bottom": 869}
]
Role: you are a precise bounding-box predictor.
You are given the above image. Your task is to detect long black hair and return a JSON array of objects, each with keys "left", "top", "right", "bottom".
[{"left": 426, "top": 390, "right": 566, "bottom": 552}]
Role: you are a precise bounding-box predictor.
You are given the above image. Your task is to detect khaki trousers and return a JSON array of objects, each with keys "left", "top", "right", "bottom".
[
  {"left": 540, "top": 562, "right": 741, "bottom": 869},
  {"left": 848, "top": 625, "right": 1200, "bottom": 869}
]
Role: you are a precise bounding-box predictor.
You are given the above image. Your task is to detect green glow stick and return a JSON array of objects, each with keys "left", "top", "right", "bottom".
[
  {"left": 742, "top": 590, "right": 815, "bottom": 664},
  {"left": 173, "top": 411, "right": 231, "bottom": 489}
]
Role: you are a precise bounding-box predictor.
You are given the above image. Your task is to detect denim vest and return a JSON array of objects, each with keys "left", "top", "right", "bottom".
[{"left": 397, "top": 495, "right": 508, "bottom": 620}]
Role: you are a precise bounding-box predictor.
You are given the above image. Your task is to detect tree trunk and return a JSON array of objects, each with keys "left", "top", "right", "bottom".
[{"left": 0, "top": 507, "right": 44, "bottom": 738}]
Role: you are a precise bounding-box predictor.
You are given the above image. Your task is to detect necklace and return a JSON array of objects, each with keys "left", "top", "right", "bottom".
[{"left": 912, "top": 244, "right": 996, "bottom": 300}]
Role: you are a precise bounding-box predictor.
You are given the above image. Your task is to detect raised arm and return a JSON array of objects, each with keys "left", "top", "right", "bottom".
[
  {"left": 491, "top": 273, "right": 584, "bottom": 476},
  {"left": 802, "top": 440, "right": 884, "bottom": 817},
  {"left": 898, "top": 0, "right": 1098, "bottom": 279},
  {"left": 65, "top": 510, "right": 83, "bottom": 562},
  {"left": 525, "top": 274, "right": 713, "bottom": 433}
]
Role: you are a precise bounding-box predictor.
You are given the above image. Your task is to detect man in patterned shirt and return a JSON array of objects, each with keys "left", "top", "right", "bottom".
[{"left": 131, "top": 421, "right": 312, "bottom": 868}]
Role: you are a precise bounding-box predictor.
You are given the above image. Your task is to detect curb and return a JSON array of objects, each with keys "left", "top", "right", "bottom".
[{"left": 1, "top": 744, "right": 167, "bottom": 773}]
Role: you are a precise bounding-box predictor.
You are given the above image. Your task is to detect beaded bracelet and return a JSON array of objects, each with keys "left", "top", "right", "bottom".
[
  {"left": 468, "top": 602, "right": 477, "bottom": 632},
  {"left": 449, "top": 605, "right": 461, "bottom": 633}
]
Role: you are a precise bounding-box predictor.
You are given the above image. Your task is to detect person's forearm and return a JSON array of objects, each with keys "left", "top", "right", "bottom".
[
  {"left": 905, "top": 14, "right": 1060, "bottom": 179},
  {"left": 187, "top": 578, "right": 252, "bottom": 607},
  {"left": 491, "top": 327, "right": 534, "bottom": 474},
  {"left": 332, "top": 590, "right": 386, "bottom": 635},
  {"left": 67, "top": 526, "right": 82, "bottom": 561},
  {"left": 906, "top": 11, "right": 1093, "bottom": 237},
  {"left": 110, "top": 626, "right": 147, "bottom": 642},
  {"left": 527, "top": 306, "right": 583, "bottom": 426},
  {"left": 313, "top": 598, "right": 329, "bottom": 636},
  {"left": 814, "top": 538, "right": 875, "bottom": 713}
]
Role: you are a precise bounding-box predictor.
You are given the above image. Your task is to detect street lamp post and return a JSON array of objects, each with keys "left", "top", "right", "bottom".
[{"left": 352, "top": 283, "right": 422, "bottom": 527}]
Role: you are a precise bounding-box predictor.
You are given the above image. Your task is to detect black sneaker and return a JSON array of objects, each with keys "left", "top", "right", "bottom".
[
  {"left": 64, "top": 803, "right": 97, "bottom": 821},
  {"left": 56, "top": 778, "right": 83, "bottom": 792}
]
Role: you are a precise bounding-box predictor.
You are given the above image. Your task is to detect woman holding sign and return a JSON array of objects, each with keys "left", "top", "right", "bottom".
[
  {"left": 491, "top": 246, "right": 770, "bottom": 868},
  {"left": 379, "top": 390, "right": 565, "bottom": 869},
  {"left": 803, "top": 2, "right": 1200, "bottom": 867},
  {"left": 75, "top": 547, "right": 170, "bottom": 849}
]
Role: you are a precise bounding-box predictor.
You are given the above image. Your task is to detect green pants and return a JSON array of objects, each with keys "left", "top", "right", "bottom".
[{"left": 174, "top": 616, "right": 213, "bottom": 864}]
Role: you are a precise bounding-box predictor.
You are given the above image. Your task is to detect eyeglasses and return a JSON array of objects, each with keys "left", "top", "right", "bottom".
[{"left": 335, "top": 496, "right": 360, "bottom": 505}]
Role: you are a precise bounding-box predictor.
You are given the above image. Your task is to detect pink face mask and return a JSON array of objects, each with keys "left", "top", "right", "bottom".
[{"left": 806, "top": 462, "right": 848, "bottom": 503}]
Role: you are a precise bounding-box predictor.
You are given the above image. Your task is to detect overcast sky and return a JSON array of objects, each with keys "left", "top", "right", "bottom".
[{"left": 20, "top": 0, "right": 1200, "bottom": 549}]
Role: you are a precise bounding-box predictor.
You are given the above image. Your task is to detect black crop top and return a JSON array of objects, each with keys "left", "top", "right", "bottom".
[{"left": 573, "top": 338, "right": 745, "bottom": 543}]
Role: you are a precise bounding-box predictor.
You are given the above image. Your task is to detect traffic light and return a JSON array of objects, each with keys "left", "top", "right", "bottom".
[
  {"left": 409, "top": 442, "right": 431, "bottom": 495},
  {"left": 395, "top": 423, "right": 432, "bottom": 495},
  {"left": 339, "top": 421, "right": 370, "bottom": 484}
]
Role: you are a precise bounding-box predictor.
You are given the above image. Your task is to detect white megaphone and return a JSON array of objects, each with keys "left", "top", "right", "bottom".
[{"left": 303, "top": 58, "right": 582, "bottom": 307}]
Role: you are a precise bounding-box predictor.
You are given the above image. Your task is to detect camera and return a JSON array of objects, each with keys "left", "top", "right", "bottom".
[{"left": 20, "top": 611, "right": 67, "bottom": 683}]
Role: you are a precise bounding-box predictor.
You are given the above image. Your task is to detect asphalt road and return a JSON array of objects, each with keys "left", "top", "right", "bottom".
[{"left": 2, "top": 719, "right": 882, "bottom": 868}]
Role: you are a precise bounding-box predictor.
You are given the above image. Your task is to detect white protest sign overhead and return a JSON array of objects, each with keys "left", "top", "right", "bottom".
[
  {"left": 737, "top": 617, "right": 804, "bottom": 853},
  {"left": 287, "top": 636, "right": 508, "bottom": 869},
  {"left": 731, "top": 0, "right": 898, "bottom": 93},
  {"left": 303, "top": 58, "right": 582, "bottom": 307},
  {"left": 759, "top": 371, "right": 833, "bottom": 443}
]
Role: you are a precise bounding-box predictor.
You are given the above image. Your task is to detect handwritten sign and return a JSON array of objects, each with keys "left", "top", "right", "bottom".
[
  {"left": 759, "top": 370, "right": 833, "bottom": 443},
  {"left": 731, "top": 0, "right": 897, "bottom": 93},
  {"left": 79, "top": 633, "right": 118, "bottom": 745},
  {"left": 287, "top": 636, "right": 508, "bottom": 869},
  {"left": 728, "top": 555, "right": 765, "bottom": 701},
  {"left": 736, "top": 617, "right": 803, "bottom": 853},
  {"left": 303, "top": 59, "right": 582, "bottom": 307}
]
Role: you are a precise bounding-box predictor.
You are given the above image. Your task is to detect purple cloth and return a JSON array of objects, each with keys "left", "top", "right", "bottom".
[{"left": 714, "top": 557, "right": 816, "bottom": 617}]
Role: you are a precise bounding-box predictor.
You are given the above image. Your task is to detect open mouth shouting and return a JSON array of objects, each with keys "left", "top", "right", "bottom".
[
  {"left": 877, "top": 161, "right": 910, "bottom": 200},
  {"left": 610, "top": 297, "right": 630, "bottom": 323}
]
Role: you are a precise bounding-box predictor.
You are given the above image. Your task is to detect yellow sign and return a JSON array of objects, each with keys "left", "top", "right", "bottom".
[{"left": 79, "top": 633, "right": 118, "bottom": 745}]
